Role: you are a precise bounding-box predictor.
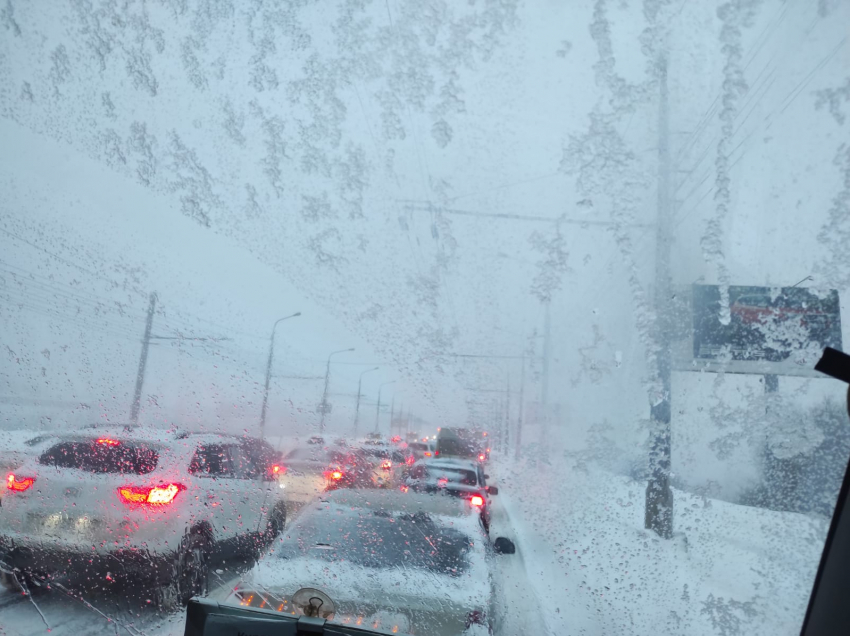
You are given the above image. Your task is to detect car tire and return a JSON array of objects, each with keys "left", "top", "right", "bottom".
[
  {"left": 0, "top": 570, "right": 22, "bottom": 593},
  {"left": 267, "top": 504, "right": 286, "bottom": 539},
  {"left": 0, "top": 569, "right": 46, "bottom": 595},
  {"left": 156, "top": 533, "right": 210, "bottom": 611}
]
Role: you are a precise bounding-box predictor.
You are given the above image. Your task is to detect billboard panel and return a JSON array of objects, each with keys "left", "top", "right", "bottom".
[{"left": 672, "top": 285, "right": 842, "bottom": 377}]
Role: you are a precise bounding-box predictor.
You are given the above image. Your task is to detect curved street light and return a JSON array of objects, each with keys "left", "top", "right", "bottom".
[
  {"left": 353, "top": 367, "right": 379, "bottom": 439},
  {"left": 375, "top": 380, "right": 396, "bottom": 433},
  {"left": 319, "top": 347, "right": 355, "bottom": 433},
  {"left": 259, "top": 312, "right": 301, "bottom": 438}
]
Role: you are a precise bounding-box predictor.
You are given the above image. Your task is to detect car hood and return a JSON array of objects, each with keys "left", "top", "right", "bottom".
[{"left": 215, "top": 554, "right": 490, "bottom": 635}]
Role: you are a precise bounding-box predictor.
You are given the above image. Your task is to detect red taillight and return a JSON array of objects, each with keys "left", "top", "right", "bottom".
[
  {"left": 96, "top": 438, "right": 120, "bottom": 446},
  {"left": 118, "top": 483, "right": 185, "bottom": 505},
  {"left": 478, "top": 454, "right": 486, "bottom": 461},
  {"left": 470, "top": 495, "right": 485, "bottom": 507},
  {"left": 424, "top": 451, "right": 432, "bottom": 457},
  {"left": 271, "top": 464, "right": 285, "bottom": 476},
  {"left": 381, "top": 459, "right": 392, "bottom": 470},
  {"left": 435, "top": 450, "right": 440, "bottom": 456},
  {"left": 323, "top": 468, "right": 343, "bottom": 481},
  {"left": 405, "top": 455, "right": 414, "bottom": 465},
  {"left": 6, "top": 473, "right": 35, "bottom": 492},
  {"left": 466, "top": 610, "right": 487, "bottom": 628}
]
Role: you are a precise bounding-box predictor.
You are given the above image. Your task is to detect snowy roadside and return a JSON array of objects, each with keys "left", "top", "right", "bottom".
[{"left": 495, "top": 456, "right": 829, "bottom": 635}]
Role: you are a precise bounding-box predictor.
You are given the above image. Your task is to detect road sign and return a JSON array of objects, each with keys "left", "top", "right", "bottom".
[{"left": 672, "top": 285, "right": 842, "bottom": 378}]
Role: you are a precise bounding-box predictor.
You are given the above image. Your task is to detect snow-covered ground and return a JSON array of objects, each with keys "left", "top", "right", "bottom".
[{"left": 495, "top": 455, "right": 829, "bottom": 635}]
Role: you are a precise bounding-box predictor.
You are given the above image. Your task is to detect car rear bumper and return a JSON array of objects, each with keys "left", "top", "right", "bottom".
[{"left": 0, "top": 536, "right": 176, "bottom": 585}]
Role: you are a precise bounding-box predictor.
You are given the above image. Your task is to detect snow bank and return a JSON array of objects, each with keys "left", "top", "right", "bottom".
[{"left": 496, "top": 458, "right": 828, "bottom": 635}]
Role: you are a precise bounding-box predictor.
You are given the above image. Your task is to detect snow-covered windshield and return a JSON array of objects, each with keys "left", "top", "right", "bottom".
[{"left": 1, "top": 1, "right": 849, "bottom": 635}]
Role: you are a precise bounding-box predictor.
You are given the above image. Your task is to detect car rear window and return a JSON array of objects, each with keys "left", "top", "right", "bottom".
[
  {"left": 38, "top": 440, "right": 159, "bottom": 474},
  {"left": 411, "top": 464, "right": 478, "bottom": 486},
  {"left": 280, "top": 509, "right": 471, "bottom": 576}
]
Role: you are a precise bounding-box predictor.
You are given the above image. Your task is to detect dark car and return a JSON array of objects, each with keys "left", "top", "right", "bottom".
[
  {"left": 403, "top": 457, "right": 497, "bottom": 532},
  {"left": 280, "top": 446, "right": 376, "bottom": 507},
  {"left": 436, "top": 427, "right": 489, "bottom": 463}
]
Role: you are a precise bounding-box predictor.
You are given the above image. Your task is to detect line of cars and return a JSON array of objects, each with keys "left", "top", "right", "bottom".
[{"left": 0, "top": 425, "right": 514, "bottom": 634}]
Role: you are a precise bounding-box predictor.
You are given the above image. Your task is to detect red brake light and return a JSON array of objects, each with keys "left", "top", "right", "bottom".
[
  {"left": 478, "top": 454, "right": 486, "bottom": 461},
  {"left": 271, "top": 464, "right": 285, "bottom": 476},
  {"left": 118, "top": 483, "right": 185, "bottom": 505},
  {"left": 381, "top": 459, "right": 392, "bottom": 470},
  {"left": 6, "top": 473, "right": 35, "bottom": 492},
  {"left": 96, "top": 438, "right": 120, "bottom": 446},
  {"left": 470, "top": 495, "right": 485, "bottom": 507},
  {"left": 406, "top": 455, "right": 415, "bottom": 465},
  {"left": 466, "top": 610, "right": 487, "bottom": 628},
  {"left": 424, "top": 451, "right": 432, "bottom": 457}
]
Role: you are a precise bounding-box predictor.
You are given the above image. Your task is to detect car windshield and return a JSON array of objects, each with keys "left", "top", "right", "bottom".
[{"left": 1, "top": 2, "right": 849, "bottom": 635}]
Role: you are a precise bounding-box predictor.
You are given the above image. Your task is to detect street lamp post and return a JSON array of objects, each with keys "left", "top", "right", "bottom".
[
  {"left": 354, "top": 367, "right": 379, "bottom": 439},
  {"left": 375, "top": 381, "right": 395, "bottom": 433},
  {"left": 319, "top": 348, "right": 355, "bottom": 434},
  {"left": 259, "top": 312, "right": 301, "bottom": 439}
]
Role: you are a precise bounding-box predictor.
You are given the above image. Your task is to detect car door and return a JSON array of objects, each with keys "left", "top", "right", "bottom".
[
  {"left": 228, "top": 443, "right": 271, "bottom": 543},
  {"left": 188, "top": 442, "right": 245, "bottom": 557}
]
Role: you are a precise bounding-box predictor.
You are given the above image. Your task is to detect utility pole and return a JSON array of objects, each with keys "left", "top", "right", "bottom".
[
  {"left": 259, "top": 312, "right": 301, "bottom": 439},
  {"left": 645, "top": 51, "right": 674, "bottom": 540},
  {"left": 504, "top": 374, "right": 511, "bottom": 453},
  {"left": 515, "top": 355, "right": 525, "bottom": 460},
  {"left": 375, "top": 381, "right": 395, "bottom": 433},
  {"left": 130, "top": 292, "right": 157, "bottom": 424},
  {"left": 542, "top": 300, "right": 551, "bottom": 406},
  {"left": 319, "top": 348, "right": 355, "bottom": 434},
  {"left": 353, "top": 366, "right": 378, "bottom": 439}
]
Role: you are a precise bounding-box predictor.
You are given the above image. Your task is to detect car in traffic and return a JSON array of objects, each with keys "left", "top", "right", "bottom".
[
  {"left": 357, "top": 443, "right": 412, "bottom": 488},
  {"left": 403, "top": 457, "right": 497, "bottom": 532},
  {"left": 213, "top": 489, "right": 498, "bottom": 635},
  {"left": 436, "top": 428, "right": 489, "bottom": 463},
  {"left": 279, "top": 445, "right": 377, "bottom": 507},
  {"left": 0, "top": 428, "right": 287, "bottom": 606}
]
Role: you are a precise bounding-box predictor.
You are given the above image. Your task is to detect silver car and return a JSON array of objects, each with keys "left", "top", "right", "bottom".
[
  {"left": 213, "top": 489, "right": 494, "bottom": 635},
  {"left": 0, "top": 428, "right": 287, "bottom": 606}
]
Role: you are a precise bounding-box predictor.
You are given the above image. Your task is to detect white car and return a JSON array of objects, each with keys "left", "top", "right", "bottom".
[
  {"left": 213, "top": 489, "right": 495, "bottom": 636},
  {"left": 0, "top": 427, "right": 287, "bottom": 606}
]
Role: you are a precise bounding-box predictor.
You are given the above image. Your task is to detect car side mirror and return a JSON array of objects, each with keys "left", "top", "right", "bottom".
[
  {"left": 487, "top": 486, "right": 498, "bottom": 495},
  {"left": 484, "top": 474, "right": 490, "bottom": 479},
  {"left": 493, "top": 537, "right": 516, "bottom": 554}
]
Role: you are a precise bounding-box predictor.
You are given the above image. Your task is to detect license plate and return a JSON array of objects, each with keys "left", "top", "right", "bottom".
[{"left": 26, "top": 512, "right": 101, "bottom": 537}]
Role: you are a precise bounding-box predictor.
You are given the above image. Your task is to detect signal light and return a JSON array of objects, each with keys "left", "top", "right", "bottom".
[
  {"left": 6, "top": 473, "right": 35, "bottom": 492},
  {"left": 118, "top": 483, "right": 185, "bottom": 505},
  {"left": 96, "top": 438, "right": 120, "bottom": 446},
  {"left": 470, "top": 495, "right": 485, "bottom": 507}
]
